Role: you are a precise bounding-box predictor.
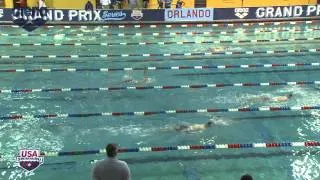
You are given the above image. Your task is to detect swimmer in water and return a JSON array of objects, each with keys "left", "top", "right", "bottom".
[
  {"left": 209, "top": 47, "right": 242, "bottom": 52},
  {"left": 111, "top": 68, "right": 150, "bottom": 86},
  {"left": 252, "top": 93, "right": 293, "bottom": 102},
  {"left": 173, "top": 120, "right": 215, "bottom": 132},
  {"left": 209, "top": 47, "right": 226, "bottom": 52}
]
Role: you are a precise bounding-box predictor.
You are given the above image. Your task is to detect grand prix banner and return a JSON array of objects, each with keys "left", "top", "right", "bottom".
[
  {"left": 214, "top": 5, "right": 320, "bottom": 20},
  {"left": 0, "top": 5, "right": 320, "bottom": 23},
  {"left": 0, "top": 8, "right": 164, "bottom": 22}
]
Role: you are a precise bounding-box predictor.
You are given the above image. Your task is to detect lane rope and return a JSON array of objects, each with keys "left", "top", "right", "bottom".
[
  {"left": 1, "top": 62, "right": 319, "bottom": 74},
  {"left": 1, "top": 37, "right": 319, "bottom": 47},
  {"left": 1, "top": 48, "right": 319, "bottom": 60},
  {"left": 41, "top": 141, "right": 320, "bottom": 157},
  {"left": 3, "top": 20, "right": 319, "bottom": 29},
  {"left": 0, "top": 28, "right": 318, "bottom": 37},
  {"left": 1, "top": 105, "right": 319, "bottom": 120},
  {"left": 0, "top": 80, "right": 319, "bottom": 94}
]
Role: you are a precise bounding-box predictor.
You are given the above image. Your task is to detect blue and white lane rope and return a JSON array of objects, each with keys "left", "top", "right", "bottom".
[
  {"left": 1, "top": 62, "right": 319, "bottom": 74},
  {"left": 5, "top": 19, "right": 319, "bottom": 29},
  {"left": 0, "top": 81, "right": 319, "bottom": 94},
  {"left": 42, "top": 141, "right": 320, "bottom": 157},
  {"left": 1, "top": 48, "right": 320, "bottom": 59},
  {"left": 0, "top": 27, "right": 318, "bottom": 37},
  {"left": 1, "top": 37, "right": 319, "bottom": 47},
  {"left": 1, "top": 105, "right": 320, "bottom": 120}
]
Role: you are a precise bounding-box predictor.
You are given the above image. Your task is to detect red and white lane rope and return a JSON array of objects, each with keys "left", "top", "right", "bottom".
[
  {"left": 1, "top": 62, "right": 319, "bottom": 74},
  {"left": 42, "top": 141, "right": 320, "bottom": 157},
  {"left": 1, "top": 48, "right": 319, "bottom": 59},
  {"left": 1, "top": 37, "right": 318, "bottom": 47},
  {"left": 5, "top": 20, "right": 319, "bottom": 29},
  {"left": 1, "top": 105, "right": 319, "bottom": 120},
  {"left": 0, "top": 80, "right": 319, "bottom": 94},
  {"left": 0, "top": 28, "right": 318, "bottom": 37}
]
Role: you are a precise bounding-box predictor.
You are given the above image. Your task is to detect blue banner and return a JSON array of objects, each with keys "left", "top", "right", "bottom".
[
  {"left": 214, "top": 5, "right": 320, "bottom": 20},
  {"left": 165, "top": 8, "right": 214, "bottom": 22},
  {"left": 0, "top": 8, "right": 164, "bottom": 22},
  {"left": 1, "top": 5, "right": 320, "bottom": 23}
]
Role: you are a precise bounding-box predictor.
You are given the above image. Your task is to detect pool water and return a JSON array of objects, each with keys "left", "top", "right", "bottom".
[{"left": 0, "top": 22, "right": 320, "bottom": 180}]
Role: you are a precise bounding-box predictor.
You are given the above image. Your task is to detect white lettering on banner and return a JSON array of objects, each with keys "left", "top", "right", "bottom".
[
  {"left": 78, "top": 10, "right": 89, "bottom": 21},
  {"left": 306, "top": 5, "right": 320, "bottom": 16},
  {"left": 256, "top": 6, "right": 303, "bottom": 18},
  {"left": 165, "top": 8, "right": 214, "bottom": 22},
  {"left": 93, "top": 10, "right": 101, "bottom": 21},
  {"left": 68, "top": 10, "right": 78, "bottom": 21},
  {"left": 54, "top": 10, "right": 64, "bottom": 21},
  {"left": 100, "top": 11, "right": 127, "bottom": 21},
  {"left": 0, "top": 9, "right": 3, "bottom": 19}
]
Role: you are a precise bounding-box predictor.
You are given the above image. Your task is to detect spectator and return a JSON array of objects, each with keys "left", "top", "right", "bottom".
[
  {"left": 164, "top": 0, "right": 171, "bottom": 8},
  {"left": 128, "top": 0, "right": 138, "bottom": 9},
  {"left": 176, "top": 0, "right": 184, "bottom": 8},
  {"left": 143, "top": 0, "right": 149, "bottom": 8},
  {"left": 19, "top": 0, "right": 27, "bottom": 8},
  {"left": 100, "top": 0, "right": 111, "bottom": 9},
  {"left": 109, "top": 0, "right": 117, "bottom": 9},
  {"left": 85, "top": 1, "right": 94, "bottom": 11},
  {"left": 38, "top": 0, "right": 46, "bottom": 8},
  {"left": 92, "top": 144, "right": 131, "bottom": 180},
  {"left": 117, "top": 0, "right": 124, "bottom": 9},
  {"left": 157, "top": 0, "right": 163, "bottom": 8},
  {"left": 241, "top": 174, "right": 253, "bottom": 180}
]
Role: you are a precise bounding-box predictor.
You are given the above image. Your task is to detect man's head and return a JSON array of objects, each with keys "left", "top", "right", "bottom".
[
  {"left": 106, "top": 144, "right": 118, "bottom": 158},
  {"left": 205, "top": 120, "right": 215, "bottom": 128},
  {"left": 241, "top": 174, "right": 253, "bottom": 180}
]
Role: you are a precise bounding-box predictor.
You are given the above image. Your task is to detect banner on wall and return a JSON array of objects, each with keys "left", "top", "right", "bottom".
[
  {"left": 0, "top": 8, "right": 164, "bottom": 22},
  {"left": 165, "top": 8, "right": 214, "bottom": 22},
  {"left": 214, "top": 5, "right": 320, "bottom": 20}
]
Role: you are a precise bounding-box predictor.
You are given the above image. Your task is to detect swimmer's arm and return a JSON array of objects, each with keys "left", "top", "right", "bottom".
[{"left": 160, "top": 126, "right": 175, "bottom": 132}]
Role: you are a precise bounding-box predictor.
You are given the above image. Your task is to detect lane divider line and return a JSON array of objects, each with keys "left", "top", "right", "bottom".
[
  {"left": 0, "top": 28, "right": 318, "bottom": 37},
  {"left": 4, "top": 20, "right": 319, "bottom": 29},
  {"left": 0, "top": 80, "right": 319, "bottom": 94},
  {"left": 41, "top": 141, "right": 320, "bottom": 157},
  {"left": 1, "top": 37, "right": 319, "bottom": 47},
  {"left": 1, "top": 105, "right": 319, "bottom": 120},
  {"left": 1, "top": 62, "right": 319, "bottom": 73},
  {"left": 1, "top": 48, "right": 319, "bottom": 59}
]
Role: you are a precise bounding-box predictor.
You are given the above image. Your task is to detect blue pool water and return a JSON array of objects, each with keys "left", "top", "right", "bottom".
[{"left": 0, "top": 22, "right": 320, "bottom": 180}]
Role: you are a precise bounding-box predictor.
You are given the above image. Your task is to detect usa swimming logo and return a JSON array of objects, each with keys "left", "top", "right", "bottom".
[
  {"left": 234, "top": 8, "right": 249, "bottom": 19},
  {"left": 16, "top": 150, "right": 44, "bottom": 171}
]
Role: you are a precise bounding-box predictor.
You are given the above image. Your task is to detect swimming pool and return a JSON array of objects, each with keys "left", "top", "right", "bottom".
[{"left": 0, "top": 20, "right": 320, "bottom": 180}]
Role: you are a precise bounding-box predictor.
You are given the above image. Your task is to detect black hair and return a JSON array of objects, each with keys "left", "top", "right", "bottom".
[
  {"left": 287, "top": 93, "right": 293, "bottom": 98},
  {"left": 206, "top": 121, "right": 214, "bottom": 127},
  {"left": 106, "top": 144, "right": 118, "bottom": 158},
  {"left": 241, "top": 174, "right": 253, "bottom": 180}
]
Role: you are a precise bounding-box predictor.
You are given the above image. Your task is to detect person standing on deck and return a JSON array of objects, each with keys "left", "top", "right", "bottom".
[{"left": 92, "top": 144, "right": 131, "bottom": 180}]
